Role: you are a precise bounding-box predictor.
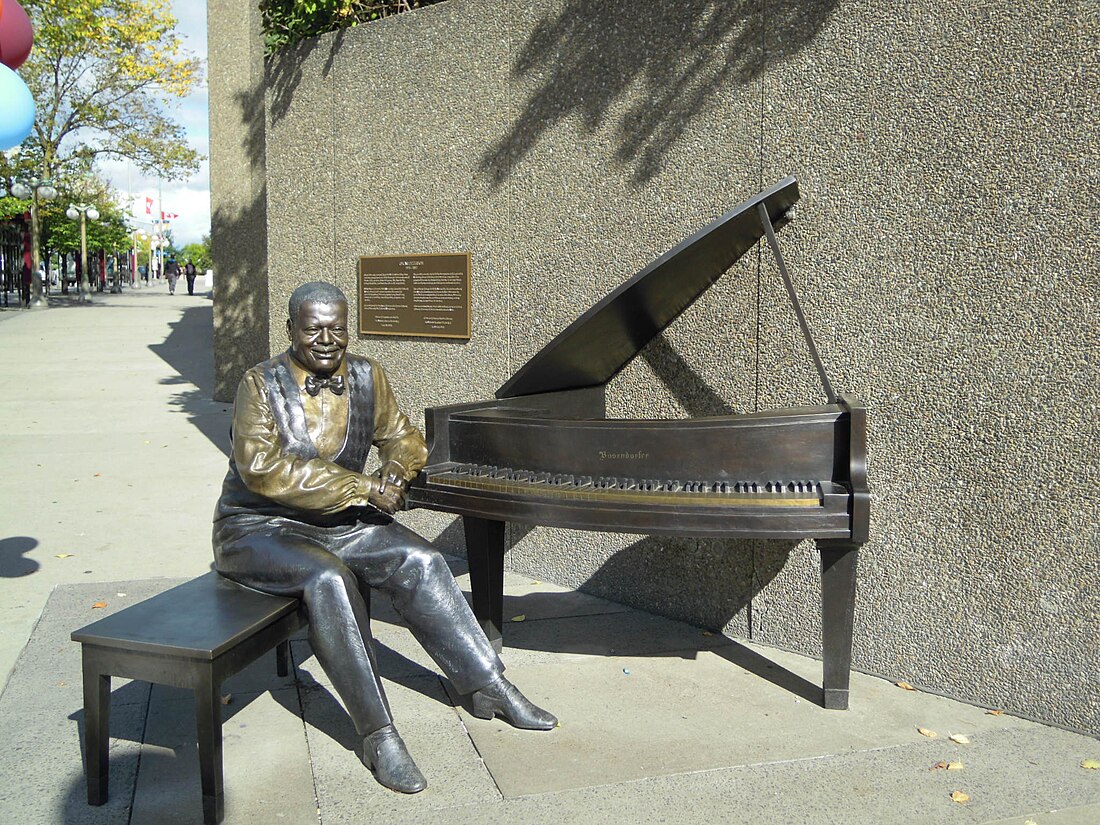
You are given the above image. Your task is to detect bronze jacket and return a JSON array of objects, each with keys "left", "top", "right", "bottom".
[{"left": 214, "top": 352, "right": 427, "bottom": 527}]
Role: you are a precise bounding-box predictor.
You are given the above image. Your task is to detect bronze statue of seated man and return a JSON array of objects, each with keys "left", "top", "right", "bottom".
[{"left": 212, "top": 281, "right": 555, "bottom": 793}]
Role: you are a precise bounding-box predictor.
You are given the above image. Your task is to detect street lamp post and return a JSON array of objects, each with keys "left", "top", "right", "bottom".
[
  {"left": 66, "top": 203, "right": 100, "bottom": 303},
  {"left": 1, "top": 177, "right": 59, "bottom": 308}
]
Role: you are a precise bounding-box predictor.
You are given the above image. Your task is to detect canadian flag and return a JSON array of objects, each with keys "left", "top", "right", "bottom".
[
  {"left": 161, "top": 211, "right": 179, "bottom": 220},
  {"left": 145, "top": 197, "right": 153, "bottom": 215}
]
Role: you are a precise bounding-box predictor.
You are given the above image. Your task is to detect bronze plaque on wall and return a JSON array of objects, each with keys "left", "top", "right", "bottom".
[{"left": 357, "top": 253, "right": 471, "bottom": 339}]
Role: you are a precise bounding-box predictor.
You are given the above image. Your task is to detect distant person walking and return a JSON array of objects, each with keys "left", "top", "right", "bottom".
[
  {"left": 184, "top": 260, "right": 197, "bottom": 295},
  {"left": 165, "top": 258, "right": 180, "bottom": 295}
]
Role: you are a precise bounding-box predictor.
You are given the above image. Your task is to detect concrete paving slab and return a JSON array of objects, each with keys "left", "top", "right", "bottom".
[
  {"left": 483, "top": 606, "right": 737, "bottom": 666},
  {"left": 299, "top": 674, "right": 501, "bottom": 822},
  {"left": 0, "top": 292, "right": 227, "bottom": 689},
  {"left": 982, "top": 805, "right": 1100, "bottom": 825},
  {"left": 359, "top": 726, "right": 1100, "bottom": 825},
  {"left": 129, "top": 688, "right": 316, "bottom": 825},
  {"left": 0, "top": 701, "right": 147, "bottom": 825},
  {"left": 0, "top": 585, "right": 150, "bottom": 824}
]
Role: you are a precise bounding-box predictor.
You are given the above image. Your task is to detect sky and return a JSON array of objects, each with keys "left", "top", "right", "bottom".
[{"left": 99, "top": 1, "right": 210, "bottom": 246}]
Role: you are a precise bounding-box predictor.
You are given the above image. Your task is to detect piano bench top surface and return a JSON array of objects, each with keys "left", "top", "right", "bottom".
[{"left": 71, "top": 572, "right": 301, "bottom": 660}]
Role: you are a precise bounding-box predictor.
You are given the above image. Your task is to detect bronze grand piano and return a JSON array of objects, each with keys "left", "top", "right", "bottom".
[{"left": 406, "top": 176, "right": 869, "bottom": 710}]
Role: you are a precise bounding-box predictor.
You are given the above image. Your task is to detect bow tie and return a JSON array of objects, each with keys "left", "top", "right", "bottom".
[{"left": 304, "top": 374, "right": 345, "bottom": 397}]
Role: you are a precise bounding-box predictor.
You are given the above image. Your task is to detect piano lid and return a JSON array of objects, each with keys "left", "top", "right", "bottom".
[{"left": 497, "top": 176, "right": 801, "bottom": 399}]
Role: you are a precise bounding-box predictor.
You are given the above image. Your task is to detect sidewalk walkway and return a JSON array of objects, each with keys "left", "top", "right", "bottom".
[{"left": 0, "top": 290, "right": 1096, "bottom": 824}]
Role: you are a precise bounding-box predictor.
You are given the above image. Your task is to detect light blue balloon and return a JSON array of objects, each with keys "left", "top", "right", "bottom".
[{"left": 0, "top": 63, "right": 35, "bottom": 151}]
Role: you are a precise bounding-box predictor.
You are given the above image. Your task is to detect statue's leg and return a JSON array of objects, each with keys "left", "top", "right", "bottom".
[
  {"left": 215, "top": 526, "right": 392, "bottom": 735},
  {"left": 337, "top": 521, "right": 503, "bottom": 695}
]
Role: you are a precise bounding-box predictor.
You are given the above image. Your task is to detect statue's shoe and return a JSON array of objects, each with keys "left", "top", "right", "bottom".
[
  {"left": 361, "top": 725, "right": 427, "bottom": 793},
  {"left": 471, "top": 676, "right": 557, "bottom": 730}
]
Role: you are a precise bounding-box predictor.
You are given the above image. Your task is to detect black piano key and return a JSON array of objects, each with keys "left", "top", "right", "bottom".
[
  {"left": 491, "top": 467, "right": 512, "bottom": 478},
  {"left": 577, "top": 476, "right": 593, "bottom": 487}
]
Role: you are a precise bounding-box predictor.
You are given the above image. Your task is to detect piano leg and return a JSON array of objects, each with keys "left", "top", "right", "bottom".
[
  {"left": 818, "top": 539, "right": 860, "bottom": 710},
  {"left": 463, "top": 516, "right": 506, "bottom": 653}
]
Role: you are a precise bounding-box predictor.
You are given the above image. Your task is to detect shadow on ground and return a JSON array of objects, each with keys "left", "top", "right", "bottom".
[
  {"left": 148, "top": 303, "right": 233, "bottom": 457},
  {"left": 0, "top": 535, "right": 39, "bottom": 577}
]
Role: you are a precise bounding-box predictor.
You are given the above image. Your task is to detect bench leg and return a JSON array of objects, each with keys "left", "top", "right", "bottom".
[
  {"left": 81, "top": 650, "right": 111, "bottom": 805},
  {"left": 819, "top": 539, "right": 860, "bottom": 710},
  {"left": 276, "top": 640, "right": 290, "bottom": 678},
  {"left": 194, "top": 672, "right": 224, "bottom": 824}
]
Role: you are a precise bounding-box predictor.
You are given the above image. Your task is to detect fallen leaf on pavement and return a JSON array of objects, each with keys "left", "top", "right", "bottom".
[
  {"left": 917, "top": 727, "right": 938, "bottom": 738},
  {"left": 930, "top": 761, "right": 964, "bottom": 771},
  {"left": 91, "top": 601, "right": 107, "bottom": 609},
  {"left": 510, "top": 614, "right": 526, "bottom": 622},
  {"left": 986, "top": 709, "right": 1004, "bottom": 716},
  {"left": 896, "top": 681, "right": 917, "bottom": 691},
  {"left": 1082, "top": 759, "right": 1100, "bottom": 770},
  {"left": 950, "top": 791, "right": 970, "bottom": 804},
  {"left": 55, "top": 554, "right": 74, "bottom": 559},
  {"left": 949, "top": 734, "right": 970, "bottom": 745},
  {"left": 93, "top": 473, "right": 102, "bottom": 477}
]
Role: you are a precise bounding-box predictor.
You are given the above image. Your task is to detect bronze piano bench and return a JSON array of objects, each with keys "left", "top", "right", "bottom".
[{"left": 71, "top": 572, "right": 306, "bottom": 825}]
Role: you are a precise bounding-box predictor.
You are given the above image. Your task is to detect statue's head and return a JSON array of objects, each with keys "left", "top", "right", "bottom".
[{"left": 286, "top": 281, "right": 349, "bottom": 376}]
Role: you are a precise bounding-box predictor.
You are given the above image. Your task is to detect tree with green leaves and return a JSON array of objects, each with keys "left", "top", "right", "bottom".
[
  {"left": 260, "top": 0, "right": 446, "bottom": 53},
  {"left": 20, "top": 0, "right": 203, "bottom": 184},
  {"left": 179, "top": 235, "right": 212, "bottom": 272},
  {"left": 6, "top": 1, "right": 201, "bottom": 302}
]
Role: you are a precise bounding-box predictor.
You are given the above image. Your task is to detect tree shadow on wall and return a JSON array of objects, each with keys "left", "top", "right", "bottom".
[
  {"left": 480, "top": 0, "right": 838, "bottom": 187},
  {"left": 210, "top": 81, "right": 272, "bottom": 402},
  {"left": 266, "top": 29, "right": 347, "bottom": 126}
]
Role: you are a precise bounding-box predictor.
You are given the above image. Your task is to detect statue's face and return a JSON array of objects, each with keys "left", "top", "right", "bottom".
[{"left": 287, "top": 300, "right": 349, "bottom": 376}]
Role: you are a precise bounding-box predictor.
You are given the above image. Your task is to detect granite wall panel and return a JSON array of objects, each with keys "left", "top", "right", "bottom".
[
  {"left": 208, "top": 0, "right": 1098, "bottom": 730},
  {"left": 208, "top": 0, "right": 270, "bottom": 402}
]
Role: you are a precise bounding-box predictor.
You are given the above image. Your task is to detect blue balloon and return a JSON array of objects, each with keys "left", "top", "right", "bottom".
[{"left": 0, "top": 63, "right": 34, "bottom": 151}]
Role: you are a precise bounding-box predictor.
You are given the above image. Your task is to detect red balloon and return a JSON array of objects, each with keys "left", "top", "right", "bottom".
[{"left": 0, "top": 0, "right": 33, "bottom": 71}]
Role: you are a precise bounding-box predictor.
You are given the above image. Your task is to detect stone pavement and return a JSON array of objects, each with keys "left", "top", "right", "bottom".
[{"left": 0, "top": 289, "right": 1097, "bottom": 824}]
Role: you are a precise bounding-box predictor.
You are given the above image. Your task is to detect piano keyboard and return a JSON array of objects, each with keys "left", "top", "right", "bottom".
[{"left": 428, "top": 464, "right": 824, "bottom": 507}]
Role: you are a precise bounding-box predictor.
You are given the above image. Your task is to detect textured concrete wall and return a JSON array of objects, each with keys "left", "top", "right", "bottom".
[
  {"left": 208, "top": 0, "right": 270, "bottom": 402},
  {"left": 226, "top": 0, "right": 1098, "bottom": 731}
]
